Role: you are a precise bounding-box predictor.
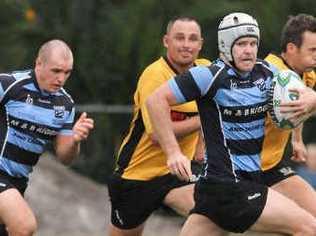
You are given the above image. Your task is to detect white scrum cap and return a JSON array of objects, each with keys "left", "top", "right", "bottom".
[{"left": 218, "top": 12, "right": 260, "bottom": 62}]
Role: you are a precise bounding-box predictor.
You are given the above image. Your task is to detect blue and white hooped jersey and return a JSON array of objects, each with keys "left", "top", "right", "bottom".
[
  {"left": 169, "top": 59, "right": 277, "bottom": 181},
  {"left": 0, "top": 70, "right": 75, "bottom": 178}
]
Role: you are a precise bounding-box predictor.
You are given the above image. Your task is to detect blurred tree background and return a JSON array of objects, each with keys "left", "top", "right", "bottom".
[{"left": 0, "top": 0, "right": 315, "bottom": 183}]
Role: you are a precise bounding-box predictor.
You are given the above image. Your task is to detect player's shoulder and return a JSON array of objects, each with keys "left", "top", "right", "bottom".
[
  {"left": 56, "top": 88, "right": 75, "bottom": 106},
  {"left": 0, "top": 69, "right": 32, "bottom": 82},
  {"left": 10, "top": 69, "right": 33, "bottom": 80},
  {"left": 0, "top": 69, "right": 33, "bottom": 95},
  {"left": 0, "top": 72, "right": 15, "bottom": 89},
  {"left": 255, "top": 58, "right": 278, "bottom": 76},
  {"left": 142, "top": 57, "right": 167, "bottom": 73},
  {"left": 256, "top": 58, "right": 272, "bottom": 68},
  {"left": 194, "top": 58, "right": 211, "bottom": 66},
  {"left": 0, "top": 72, "right": 14, "bottom": 80},
  {"left": 206, "top": 59, "right": 226, "bottom": 76},
  {"left": 139, "top": 57, "right": 174, "bottom": 85},
  {"left": 264, "top": 53, "right": 288, "bottom": 71}
]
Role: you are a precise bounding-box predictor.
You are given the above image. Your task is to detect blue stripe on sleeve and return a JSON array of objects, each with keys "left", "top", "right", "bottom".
[
  {"left": 59, "top": 129, "right": 73, "bottom": 135},
  {"left": 189, "top": 66, "right": 214, "bottom": 96},
  {"left": 168, "top": 79, "right": 186, "bottom": 103}
]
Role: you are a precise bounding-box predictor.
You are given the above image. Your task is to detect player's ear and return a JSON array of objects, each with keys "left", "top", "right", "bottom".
[
  {"left": 163, "top": 34, "right": 169, "bottom": 48},
  {"left": 35, "top": 57, "right": 42, "bottom": 67},
  {"left": 286, "top": 42, "right": 298, "bottom": 54}
]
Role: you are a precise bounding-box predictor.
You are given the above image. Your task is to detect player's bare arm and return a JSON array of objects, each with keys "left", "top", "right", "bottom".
[
  {"left": 146, "top": 83, "right": 192, "bottom": 182},
  {"left": 55, "top": 112, "right": 94, "bottom": 164}
]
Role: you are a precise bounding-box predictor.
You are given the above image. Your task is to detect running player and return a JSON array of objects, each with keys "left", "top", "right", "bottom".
[
  {"left": 146, "top": 12, "right": 316, "bottom": 235},
  {"left": 0, "top": 39, "right": 94, "bottom": 236}
]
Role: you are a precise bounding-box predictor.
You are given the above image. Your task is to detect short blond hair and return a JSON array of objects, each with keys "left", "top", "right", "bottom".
[{"left": 37, "top": 39, "right": 73, "bottom": 63}]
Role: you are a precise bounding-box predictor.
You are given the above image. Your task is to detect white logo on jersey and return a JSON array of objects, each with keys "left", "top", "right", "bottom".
[
  {"left": 253, "top": 78, "right": 266, "bottom": 91},
  {"left": 25, "top": 94, "right": 33, "bottom": 105},
  {"left": 38, "top": 98, "right": 51, "bottom": 104},
  {"left": 230, "top": 80, "right": 237, "bottom": 89},
  {"left": 115, "top": 209, "right": 124, "bottom": 225},
  {"left": 247, "top": 192, "right": 261, "bottom": 200},
  {"left": 53, "top": 106, "right": 65, "bottom": 119},
  {"left": 279, "top": 167, "right": 295, "bottom": 176}
]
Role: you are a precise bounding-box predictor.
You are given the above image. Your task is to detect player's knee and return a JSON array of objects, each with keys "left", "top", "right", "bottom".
[
  {"left": 165, "top": 195, "right": 194, "bottom": 216},
  {"left": 164, "top": 185, "right": 194, "bottom": 216},
  {"left": 108, "top": 223, "right": 144, "bottom": 236},
  {"left": 177, "top": 195, "right": 194, "bottom": 216},
  {"left": 8, "top": 217, "right": 37, "bottom": 236}
]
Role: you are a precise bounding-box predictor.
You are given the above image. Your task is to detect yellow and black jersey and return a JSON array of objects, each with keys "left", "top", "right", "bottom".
[
  {"left": 262, "top": 53, "right": 316, "bottom": 171},
  {"left": 115, "top": 56, "right": 211, "bottom": 180}
]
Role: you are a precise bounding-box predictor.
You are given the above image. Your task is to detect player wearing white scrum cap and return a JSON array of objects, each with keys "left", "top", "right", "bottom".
[{"left": 145, "top": 12, "right": 316, "bottom": 235}]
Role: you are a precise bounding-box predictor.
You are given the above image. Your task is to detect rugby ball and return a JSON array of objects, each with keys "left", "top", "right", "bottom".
[{"left": 269, "top": 69, "right": 306, "bottom": 129}]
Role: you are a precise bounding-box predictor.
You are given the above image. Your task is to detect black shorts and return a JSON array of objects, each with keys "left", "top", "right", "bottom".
[
  {"left": 0, "top": 170, "right": 28, "bottom": 195},
  {"left": 262, "top": 158, "right": 296, "bottom": 187},
  {"left": 108, "top": 172, "right": 193, "bottom": 229},
  {"left": 191, "top": 177, "right": 268, "bottom": 233}
]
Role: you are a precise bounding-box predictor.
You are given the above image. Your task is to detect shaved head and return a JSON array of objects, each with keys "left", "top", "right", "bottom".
[
  {"left": 35, "top": 39, "right": 74, "bottom": 93},
  {"left": 37, "top": 39, "right": 73, "bottom": 64}
]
